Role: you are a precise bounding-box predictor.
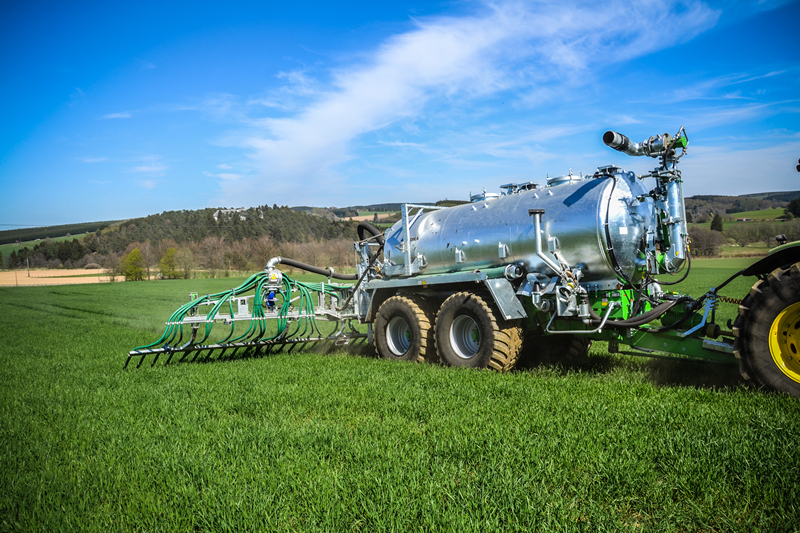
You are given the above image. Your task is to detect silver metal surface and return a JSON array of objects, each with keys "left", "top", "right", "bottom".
[
  {"left": 363, "top": 269, "right": 492, "bottom": 290},
  {"left": 450, "top": 315, "right": 481, "bottom": 358},
  {"left": 383, "top": 169, "right": 655, "bottom": 285},
  {"left": 545, "top": 302, "right": 620, "bottom": 335},
  {"left": 702, "top": 338, "right": 734, "bottom": 354},
  {"left": 386, "top": 316, "right": 411, "bottom": 355},
  {"left": 483, "top": 278, "right": 527, "bottom": 320}
]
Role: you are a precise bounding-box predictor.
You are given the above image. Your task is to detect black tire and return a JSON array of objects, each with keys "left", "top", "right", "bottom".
[
  {"left": 733, "top": 262, "right": 800, "bottom": 397},
  {"left": 374, "top": 295, "right": 435, "bottom": 362},
  {"left": 517, "top": 334, "right": 593, "bottom": 369},
  {"left": 434, "top": 292, "right": 522, "bottom": 371}
]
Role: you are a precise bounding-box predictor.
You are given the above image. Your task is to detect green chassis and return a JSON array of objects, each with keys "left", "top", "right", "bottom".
[{"left": 533, "top": 242, "right": 800, "bottom": 366}]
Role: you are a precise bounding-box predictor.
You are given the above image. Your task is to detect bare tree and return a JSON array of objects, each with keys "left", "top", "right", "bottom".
[
  {"left": 689, "top": 226, "right": 726, "bottom": 256},
  {"left": 175, "top": 248, "right": 197, "bottom": 279},
  {"left": 199, "top": 236, "right": 225, "bottom": 278},
  {"left": 251, "top": 235, "right": 278, "bottom": 270}
]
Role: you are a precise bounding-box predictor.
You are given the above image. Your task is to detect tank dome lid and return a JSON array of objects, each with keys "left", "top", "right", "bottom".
[
  {"left": 546, "top": 170, "right": 584, "bottom": 187},
  {"left": 469, "top": 188, "right": 501, "bottom": 203}
]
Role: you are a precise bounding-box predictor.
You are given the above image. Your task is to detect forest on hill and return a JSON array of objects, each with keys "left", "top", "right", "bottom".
[
  {"left": 0, "top": 220, "right": 117, "bottom": 245},
  {"left": 4, "top": 205, "right": 359, "bottom": 276},
  {"left": 685, "top": 190, "right": 799, "bottom": 222}
]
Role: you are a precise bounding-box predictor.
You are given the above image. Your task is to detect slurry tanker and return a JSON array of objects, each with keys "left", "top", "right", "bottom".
[{"left": 128, "top": 128, "right": 800, "bottom": 397}]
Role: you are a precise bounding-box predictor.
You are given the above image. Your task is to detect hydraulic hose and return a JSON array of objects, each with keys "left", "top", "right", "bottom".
[
  {"left": 357, "top": 221, "right": 385, "bottom": 245},
  {"left": 268, "top": 257, "right": 358, "bottom": 280},
  {"left": 588, "top": 297, "right": 691, "bottom": 328}
]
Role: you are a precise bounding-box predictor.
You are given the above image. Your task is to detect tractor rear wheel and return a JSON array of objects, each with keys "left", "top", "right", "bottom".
[
  {"left": 434, "top": 292, "right": 522, "bottom": 371},
  {"left": 733, "top": 262, "right": 800, "bottom": 397},
  {"left": 374, "top": 295, "right": 435, "bottom": 363}
]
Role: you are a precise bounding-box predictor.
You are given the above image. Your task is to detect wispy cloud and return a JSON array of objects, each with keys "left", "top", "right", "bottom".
[
  {"left": 379, "top": 141, "right": 428, "bottom": 148},
  {"left": 203, "top": 171, "right": 241, "bottom": 180},
  {"left": 213, "top": 0, "right": 720, "bottom": 206},
  {"left": 67, "top": 87, "right": 86, "bottom": 107},
  {"left": 671, "top": 70, "right": 790, "bottom": 102},
  {"left": 102, "top": 112, "right": 132, "bottom": 119},
  {"left": 659, "top": 102, "right": 787, "bottom": 130},
  {"left": 78, "top": 156, "right": 108, "bottom": 163},
  {"left": 131, "top": 155, "right": 168, "bottom": 174},
  {"left": 139, "top": 180, "right": 156, "bottom": 190},
  {"left": 612, "top": 115, "right": 642, "bottom": 125}
]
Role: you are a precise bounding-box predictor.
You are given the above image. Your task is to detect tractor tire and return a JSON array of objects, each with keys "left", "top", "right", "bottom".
[
  {"left": 434, "top": 292, "right": 522, "bottom": 371},
  {"left": 517, "top": 333, "right": 593, "bottom": 369},
  {"left": 733, "top": 262, "right": 800, "bottom": 397},
  {"left": 374, "top": 295, "right": 435, "bottom": 363}
]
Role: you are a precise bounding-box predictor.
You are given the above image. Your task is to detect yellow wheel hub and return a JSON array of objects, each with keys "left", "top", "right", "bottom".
[{"left": 769, "top": 301, "right": 800, "bottom": 384}]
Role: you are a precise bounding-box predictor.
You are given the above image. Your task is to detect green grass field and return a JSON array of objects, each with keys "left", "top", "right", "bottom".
[
  {"left": 691, "top": 208, "right": 785, "bottom": 229},
  {"left": 726, "top": 207, "right": 785, "bottom": 220},
  {"left": 1, "top": 262, "right": 798, "bottom": 531},
  {"left": 0, "top": 233, "right": 88, "bottom": 267},
  {"left": 356, "top": 211, "right": 397, "bottom": 217}
]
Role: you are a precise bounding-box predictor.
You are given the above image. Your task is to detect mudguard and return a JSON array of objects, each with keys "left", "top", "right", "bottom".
[{"left": 742, "top": 241, "right": 800, "bottom": 277}]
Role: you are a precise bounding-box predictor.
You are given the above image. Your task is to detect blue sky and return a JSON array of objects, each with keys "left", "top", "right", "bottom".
[{"left": 2, "top": 0, "right": 799, "bottom": 227}]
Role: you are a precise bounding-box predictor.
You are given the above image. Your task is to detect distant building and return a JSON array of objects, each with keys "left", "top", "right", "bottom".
[
  {"left": 736, "top": 218, "right": 753, "bottom": 222},
  {"left": 213, "top": 208, "right": 247, "bottom": 222}
]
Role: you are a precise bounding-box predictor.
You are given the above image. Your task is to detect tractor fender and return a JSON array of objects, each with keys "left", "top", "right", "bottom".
[{"left": 742, "top": 241, "right": 800, "bottom": 277}]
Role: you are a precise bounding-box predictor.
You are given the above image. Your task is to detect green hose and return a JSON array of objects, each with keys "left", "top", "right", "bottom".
[{"left": 133, "top": 271, "right": 350, "bottom": 353}]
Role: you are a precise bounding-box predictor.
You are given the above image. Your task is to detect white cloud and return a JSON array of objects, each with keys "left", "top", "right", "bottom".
[
  {"left": 666, "top": 102, "right": 782, "bottom": 131},
  {"left": 139, "top": 180, "right": 156, "bottom": 190},
  {"left": 670, "top": 70, "right": 790, "bottom": 102},
  {"left": 215, "top": 0, "right": 720, "bottom": 206},
  {"left": 204, "top": 171, "right": 241, "bottom": 180},
  {"left": 78, "top": 156, "right": 108, "bottom": 163},
  {"left": 102, "top": 112, "right": 132, "bottom": 119},
  {"left": 217, "top": 164, "right": 233, "bottom": 169}
]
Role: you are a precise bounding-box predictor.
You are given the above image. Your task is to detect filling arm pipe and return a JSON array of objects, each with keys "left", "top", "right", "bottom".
[
  {"left": 603, "top": 131, "right": 646, "bottom": 157},
  {"left": 528, "top": 209, "right": 563, "bottom": 277}
]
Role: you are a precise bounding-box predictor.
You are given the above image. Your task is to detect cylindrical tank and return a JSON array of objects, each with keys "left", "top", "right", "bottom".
[{"left": 383, "top": 169, "right": 656, "bottom": 285}]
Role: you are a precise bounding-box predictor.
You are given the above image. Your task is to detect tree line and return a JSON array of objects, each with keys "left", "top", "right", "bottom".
[
  {"left": 685, "top": 194, "right": 793, "bottom": 223},
  {"left": 689, "top": 217, "right": 800, "bottom": 257},
  {"left": 4, "top": 204, "right": 360, "bottom": 273},
  {"left": 0, "top": 221, "right": 116, "bottom": 245}
]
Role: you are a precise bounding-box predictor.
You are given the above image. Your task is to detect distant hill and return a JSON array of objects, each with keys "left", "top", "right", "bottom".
[
  {"left": 685, "top": 190, "right": 799, "bottom": 222},
  {"left": 740, "top": 190, "right": 800, "bottom": 202},
  {"left": 0, "top": 221, "right": 119, "bottom": 245}
]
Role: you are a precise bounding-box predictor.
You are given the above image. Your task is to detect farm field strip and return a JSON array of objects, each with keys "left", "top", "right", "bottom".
[
  {"left": 0, "top": 233, "right": 88, "bottom": 260},
  {"left": 1, "top": 262, "right": 798, "bottom": 531},
  {"left": 0, "top": 269, "right": 121, "bottom": 286}
]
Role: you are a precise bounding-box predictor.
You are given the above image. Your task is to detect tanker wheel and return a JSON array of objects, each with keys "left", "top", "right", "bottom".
[
  {"left": 374, "top": 295, "right": 435, "bottom": 363},
  {"left": 516, "top": 334, "right": 592, "bottom": 369},
  {"left": 434, "top": 292, "right": 522, "bottom": 371},
  {"left": 733, "top": 262, "right": 800, "bottom": 397}
]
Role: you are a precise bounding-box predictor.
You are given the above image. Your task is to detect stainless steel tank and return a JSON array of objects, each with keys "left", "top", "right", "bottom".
[{"left": 383, "top": 168, "right": 660, "bottom": 286}]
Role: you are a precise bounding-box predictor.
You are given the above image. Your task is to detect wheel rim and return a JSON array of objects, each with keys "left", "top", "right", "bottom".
[
  {"left": 769, "top": 301, "right": 800, "bottom": 384},
  {"left": 386, "top": 316, "right": 412, "bottom": 356},
  {"left": 450, "top": 315, "right": 481, "bottom": 359}
]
